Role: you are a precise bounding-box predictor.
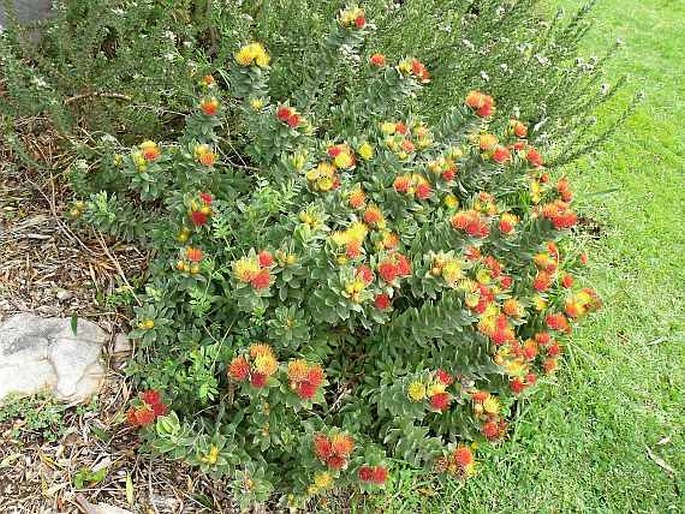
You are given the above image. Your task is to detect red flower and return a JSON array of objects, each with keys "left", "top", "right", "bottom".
[
  {"left": 199, "top": 192, "right": 213, "bottom": 205},
  {"left": 258, "top": 250, "right": 274, "bottom": 267},
  {"left": 533, "top": 271, "right": 552, "bottom": 292},
  {"left": 491, "top": 145, "right": 511, "bottom": 164},
  {"left": 296, "top": 381, "right": 318, "bottom": 400},
  {"left": 250, "top": 372, "right": 268, "bottom": 388},
  {"left": 436, "top": 369, "right": 454, "bottom": 386},
  {"left": 442, "top": 166, "right": 456, "bottom": 182},
  {"left": 396, "top": 254, "right": 411, "bottom": 276},
  {"left": 378, "top": 261, "right": 399, "bottom": 283},
  {"left": 510, "top": 377, "right": 526, "bottom": 394},
  {"left": 430, "top": 392, "right": 451, "bottom": 411},
  {"left": 307, "top": 366, "right": 324, "bottom": 388},
  {"left": 357, "top": 264, "right": 374, "bottom": 284},
  {"left": 327, "top": 455, "right": 346, "bottom": 470},
  {"left": 354, "top": 14, "right": 366, "bottom": 29},
  {"left": 370, "top": 53, "right": 386, "bottom": 67},
  {"left": 359, "top": 465, "right": 388, "bottom": 485},
  {"left": 141, "top": 390, "right": 162, "bottom": 406},
  {"left": 416, "top": 182, "right": 431, "bottom": 200},
  {"left": 276, "top": 106, "right": 302, "bottom": 128},
  {"left": 371, "top": 466, "right": 389, "bottom": 484},
  {"left": 561, "top": 273, "right": 574, "bottom": 288},
  {"left": 546, "top": 313, "right": 571, "bottom": 333},
  {"left": 453, "top": 446, "right": 474, "bottom": 468},
  {"left": 277, "top": 106, "right": 293, "bottom": 123},
  {"left": 526, "top": 372, "right": 537, "bottom": 385},
  {"left": 482, "top": 421, "right": 501, "bottom": 441},
  {"left": 535, "top": 332, "right": 551, "bottom": 345},
  {"left": 580, "top": 253, "right": 589, "bottom": 265},
  {"left": 313, "top": 434, "right": 333, "bottom": 460},
  {"left": 511, "top": 120, "right": 528, "bottom": 138},
  {"left": 499, "top": 275, "right": 513, "bottom": 288},
  {"left": 190, "top": 210, "right": 208, "bottom": 227},
  {"left": 250, "top": 268, "right": 272, "bottom": 290},
  {"left": 526, "top": 148, "right": 543, "bottom": 168},
  {"left": 358, "top": 465, "right": 374, "bottom": 482},
  {"left": 374, "top": 293, "right": 391, "bottom": 310},
  {"left": 547, "top": 342, "right": 562, "bottom": 357}
]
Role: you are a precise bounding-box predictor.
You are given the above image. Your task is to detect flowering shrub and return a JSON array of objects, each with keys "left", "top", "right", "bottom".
[{"left": 73, "top": 6, "right": 601, "bottom": 509}]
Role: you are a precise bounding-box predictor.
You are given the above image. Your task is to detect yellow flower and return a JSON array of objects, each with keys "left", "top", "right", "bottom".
[
  {"left": 531, "top": 179, "right": 542, "bottom": 204},
  {"left": 234, "top": 257, "right": 260, "bottom": 282},
  {"left": 427, "top": 382, "right": 446, "bottom": 397},
  {"left": 288, "top": 359, "right": 309, "bottom": 382},
  {"left": 483, "top": 396, "right": 500, "bottom": 415},
  {"left": 533, "top": 294, "right": 548, "bottom": 311},
  {"left": 138, "top": 319, "right": 155, "bottom": 330},
  {"left": 314, "top": 472, "right": 333, "bottom": 490},
  {"left": 202, "top": 445, "right": 220, "bottom": 465},
  {"left": 346, "top": 222, "right": 368, "bottom": 243},
  {"left": 476, "top": 269, "right": 491, "bottom": 285},
  {"left": 380, "top": 121, "right": 396, "bottom": 134},
  {"left": 250, "top": 97, "right": 265, "bottom": 110},
  {"left": 407, "top": 380, "right": 427, "bottom": 402},
  {"left": 254, "top": 354, "right": 278, "bottom": 376},
  {"left": 235, "top": 42, "right": 270, "bottom": 68},
  {"left": 358, "top": 142, "right": 374, "bottom": 160},
  {"left": 398, "top": 59, "right": 412, "bottom": 75},
  {"left": 290, "top": 150, "right": 308, "bottom": 170},
  {"left": 444, "top": 194, "right": 459, "bottom": 209},
  {"left": 442, "top": 260, "right": 463, "bottom": 285},
  {"left": 333, "top": 150, "right": 354, "bottom": 169}
]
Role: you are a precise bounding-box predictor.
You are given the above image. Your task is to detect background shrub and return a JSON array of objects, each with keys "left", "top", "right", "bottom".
[{"left": 1, "top": 0, "right": 635, "bottom": 168}]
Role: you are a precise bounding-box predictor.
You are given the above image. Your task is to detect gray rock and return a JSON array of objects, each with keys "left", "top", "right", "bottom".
[{"left": 0, "top": 313, "right": 106, "bottom": 404}]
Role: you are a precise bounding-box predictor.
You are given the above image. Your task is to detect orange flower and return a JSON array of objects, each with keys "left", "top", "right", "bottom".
[
  {"left": 250, "top": 268, "right": 272, "bottom": 290},
  {"left": 465, "top": 91, "right": 495, "bottom": 117},
  {"left": 370, "top": 53, "right": 386, "bottom": 67},
  {"left": 479, "top": 134, "right": 498, "bottom": 151},
  {"left": 200, "top": 97, "right": 220, "bottom": 116},
  {"left": 499, "top": 213, "right": 518, "bottom": 235},
  {"left": 228, "top": 356, "right": 250, "bottom": 381},
  {"left": 541, "top": 200, "right": 577, "bottom": 229},
  {"left": 139, "top": 141, "right": 161, "bottom": 162},
  {"left": 393, "top": 174, "right": 411, "bottom": 193},
  {"left": 363, "top": 205, "right": 384, "bottom": 227},
  {"left": 511, "top": 120, "right": 528, "bottom": 138},
  {"left": 348, "top": 187, "right": 366, "bottom": 209},
  {"left": 185, "top": 247, "right": 203, "bottom": 263},
  {"left": 451, "top": 210, "right": 490, "bottom": 238}
]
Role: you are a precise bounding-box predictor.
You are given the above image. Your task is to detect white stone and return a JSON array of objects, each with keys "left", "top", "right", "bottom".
[{"left": 0, "top": 313, "right": 106, "bottom": 404}]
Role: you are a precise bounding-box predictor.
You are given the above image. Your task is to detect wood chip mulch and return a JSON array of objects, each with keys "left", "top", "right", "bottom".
[{"left": 0, "top": 119, "right": 239, "bottom": 513}]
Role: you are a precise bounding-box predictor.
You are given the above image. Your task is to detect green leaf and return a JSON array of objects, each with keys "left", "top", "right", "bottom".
[{"left": 70, "top": 313, "right": 78, "bottom": 336}]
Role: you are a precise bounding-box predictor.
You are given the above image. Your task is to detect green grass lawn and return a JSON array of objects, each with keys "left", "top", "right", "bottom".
[{"left": 361, "top": 0, "right": 685, "bottom": 512}]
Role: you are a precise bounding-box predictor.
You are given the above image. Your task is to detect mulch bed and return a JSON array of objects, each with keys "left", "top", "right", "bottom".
[{"left": 0, "top": 119, "right": 238, "bottom": 513}]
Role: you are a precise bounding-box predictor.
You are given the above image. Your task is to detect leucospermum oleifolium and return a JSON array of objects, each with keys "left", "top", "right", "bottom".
[{"left": 87, "top": 5, "right": 602, "bottom": 506}]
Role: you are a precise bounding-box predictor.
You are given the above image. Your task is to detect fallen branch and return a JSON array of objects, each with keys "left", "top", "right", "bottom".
[{"left": 65, "top": 92, "right": 132, "bottom": 106}]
